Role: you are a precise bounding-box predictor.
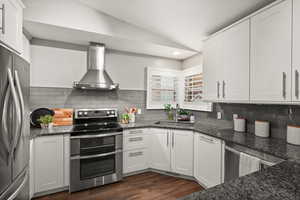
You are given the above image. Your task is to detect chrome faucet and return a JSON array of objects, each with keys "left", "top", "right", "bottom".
[{"left": 175, "top": 104, "right": 180, "bottom": 122}]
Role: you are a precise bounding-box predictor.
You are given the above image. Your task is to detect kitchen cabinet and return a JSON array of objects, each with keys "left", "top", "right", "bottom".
[
  {"left": 293, "top": 0, "right": 300, "bottom": 102},
  {"left": 222, "top": 20, "right": 250, "bottom": 102},
  {"left": 250, "top": 0, "right": 292, "bottom": 102},
  {"left": 194, "top": 133, "right": 224, "bottom": 188},
  {"left": 0, "top": 0, "right": 23, "bottom": 53},
  {"left": 31, "top": 135, "right": 70, "bottom": 196},
  {"left": 203, "top": 19, "right": 250, "bottom": 102},
  {"left": 203, "top": 33, "right": 223, "bottom": 101},
  {"left": 21, "top": 34, "right": 30, "bottom": 63},
  {"left": 149, "top": 128, "right": 194, "bottom": 176},
  {"left": 123, "top": 129, "right": 149, "bottom": 174},
  {"left": 149, "top": 128, "right": 171, "bottom": 171},
  {"left": 170, "top": 130, "right": 194, "bottom": 176}
]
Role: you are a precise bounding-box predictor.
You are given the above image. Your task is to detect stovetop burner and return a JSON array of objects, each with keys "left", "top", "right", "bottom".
[
  {"left": 71, "top": 108, "right": 123, "bottom": 135},
  {"left": 72, "top": 122, "right": 123, "bottom": 133}
]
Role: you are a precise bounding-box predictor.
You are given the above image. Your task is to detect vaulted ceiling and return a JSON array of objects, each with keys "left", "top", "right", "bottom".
[{"left": 78, "top": 0, "right": 276, "bottom": 52}]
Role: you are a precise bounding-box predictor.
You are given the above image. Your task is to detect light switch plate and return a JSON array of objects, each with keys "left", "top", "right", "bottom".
[
  {"left": 217, "top": 112, "right": 222, "bottom": 119},
  {"left": 233, "top": 114, "right": 238, "bottom": 119}
]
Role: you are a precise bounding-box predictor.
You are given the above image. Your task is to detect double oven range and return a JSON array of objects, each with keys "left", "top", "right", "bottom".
[{"left": 70, "top": 108, "right": 123, "bottom": 192}]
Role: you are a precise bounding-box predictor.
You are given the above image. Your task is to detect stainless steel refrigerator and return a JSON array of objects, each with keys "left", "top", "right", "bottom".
[{"left": 0, "top": 46, "right": 30, "bottom": 200}]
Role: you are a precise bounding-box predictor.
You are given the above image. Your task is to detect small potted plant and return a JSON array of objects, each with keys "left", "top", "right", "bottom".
[
  {"left": 121, "top": 113, "right": 130, "bottom": 124},
  {"left": 38, "top": 115, "right": 54, "bottom": 129},
  {"left": 164, "top": 104, "right": 174, "bottom": 120}
]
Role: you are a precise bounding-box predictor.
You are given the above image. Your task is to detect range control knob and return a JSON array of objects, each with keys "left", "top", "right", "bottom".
[
  {"left": 84, "top": 112, "right": 88, "bottom": 116},
  {"left": 78, "top": 111, "right": 83, "bottom": 116}
]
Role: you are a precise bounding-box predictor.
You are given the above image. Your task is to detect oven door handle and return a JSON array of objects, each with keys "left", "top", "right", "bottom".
[
  {"left": 70, "top": 132, "right": 123, "bottom": 139},
  {"left": 70, "top": 150, "right": 122, "bottom": 160}
]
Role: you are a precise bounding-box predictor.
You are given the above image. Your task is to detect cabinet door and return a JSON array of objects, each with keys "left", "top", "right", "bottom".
[
  {"left": 123, "top": 148, "right": 148, "bottom": 174},
  {"left": 0, "top": 0, "right": 23, "bottom": 52},
  {"left": 250, "top": 0, "right": 292, "bottom": 102},
  {"left": 149, "top": 129, "right": 171, "bottom": 172},
  {"left": 33, "top": 136, "right": 64, "bottom": 193},
  {"left": 293, "top": 0, "right": 300, "bottom": 101},
  {"left": 171, "top": 130, "right": 193, "bottom": 176},
  {"left": 203, "top": 33, "right": 223, "bottom": 101},
  {"left": 223, "top": 20, "right": 250, "bottom": 101},
  {"left": 194, "top": 134, "right": 223, "bottom": 188}
]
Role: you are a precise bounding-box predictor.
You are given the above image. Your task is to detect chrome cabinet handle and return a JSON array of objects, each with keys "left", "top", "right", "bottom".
[
  {"left": 167, "top": 131, "right": 169, "bottom": 146},
  {"left": 129, "top": 151, "right": 143, "bottom": 157},
  {"left": 128, "top": 129, "right": 143, "bottom": 135},
  {"left": 128, "top": 137, "right": 143, "bottom": 142},
  {"left": 7, "top": 69, "right": 21, "bottom": 159},
  {"left": 0, "top": 4, "right": 5, "bottom": 34},
  {"left": 71, "top": 150, "right": 122, "bottom": 160},
  {"left": 222, "top": 81, "right": 225, "bottom": 99},
  {"left": 217, "top": 81, "right": 220, "bottom": 98},
  {"left": 199, "top": 135, "right": 215, "bottom": 144},
  {"left": 295, "top": 70, "right": 299, "bottom": 99},
  {"left": 13, "top": 70, "right": 24, "bottom": 155},
  {"left": 172, "top": 132, "right": 174, "bottom": 148},
  {"left": 282, "top": 72, "right": 287, "bottom": 99}
]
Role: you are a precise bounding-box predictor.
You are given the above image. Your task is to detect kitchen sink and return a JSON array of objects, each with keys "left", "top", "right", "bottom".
[{"left": 154, "top": 121, "right": 194, "bottom": 127}]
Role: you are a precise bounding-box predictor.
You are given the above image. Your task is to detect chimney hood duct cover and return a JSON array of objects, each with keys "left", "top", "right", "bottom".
[{"left": 74, "top": 43, "right": 119, "bottom": 90}]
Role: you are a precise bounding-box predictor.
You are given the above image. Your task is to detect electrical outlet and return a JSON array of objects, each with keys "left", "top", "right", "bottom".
[
  {"left": 217, "top": 112, "right": 222, "bottom": 120},
  {"left": 233, "top": 114, "right": 238, "bottom": 119}
]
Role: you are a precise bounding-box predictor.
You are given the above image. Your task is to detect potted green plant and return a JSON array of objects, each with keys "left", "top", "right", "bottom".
[
  {"left": 121, "top": 113, "right": 130, "bottom": 124},
  {"left": 164, "top": 104, "right": 174, "bottom": 120},
  {"left": 38, "top": 115, "right": 54, "bottom": 129}
]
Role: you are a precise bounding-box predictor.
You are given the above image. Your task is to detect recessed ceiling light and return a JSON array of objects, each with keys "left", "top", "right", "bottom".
[{"left": 172, "top": 51, "right": 181, "bottom": 56}]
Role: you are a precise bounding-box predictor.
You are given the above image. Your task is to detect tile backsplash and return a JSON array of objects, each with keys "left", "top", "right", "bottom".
[
  {"left": 30, "top": 87, "right": 169, "bottom": 121},
  {"left": 30, "top": 87, "right": 300, "bottom": 139}
]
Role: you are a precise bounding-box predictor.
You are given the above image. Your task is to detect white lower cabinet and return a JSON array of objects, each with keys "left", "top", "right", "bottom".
[
  {"left": 123, "top": 148, "right": 149, "bottom": 174},
  {"left": 194, "top": 133, "right": 224, "bottom": 188},
  {"left": 149, "top": 128, "right": 171, "bottom": 171},
  {"left": 170, "top": 130, "right": 194, "bottom": 176},
  {"left": 149, "top": 128, "right": 194, "bottom": 176},
  {"left": 123, "top": 129, "right": 149, "bottom": 174},
  {"left": 30, "top": 135, "right": 70, "bottom": 196}
]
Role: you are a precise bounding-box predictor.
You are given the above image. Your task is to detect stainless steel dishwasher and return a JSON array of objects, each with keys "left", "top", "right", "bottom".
[{"left": 224, "top": 143, "right": 284, "bottom": 182}]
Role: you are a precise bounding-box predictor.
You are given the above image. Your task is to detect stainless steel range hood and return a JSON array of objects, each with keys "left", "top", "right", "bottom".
[{"left": 74, "top": 43, "right": 119, "bottom": 90}]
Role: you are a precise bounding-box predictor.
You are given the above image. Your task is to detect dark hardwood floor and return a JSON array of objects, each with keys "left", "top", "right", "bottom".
[{"left": 34, "top": 172, "right": 204, "bottom": 200}]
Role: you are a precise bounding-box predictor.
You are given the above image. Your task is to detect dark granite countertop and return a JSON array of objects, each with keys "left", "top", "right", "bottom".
[{"left": 179, "top": 161, "right": 300, "bottom": 200}]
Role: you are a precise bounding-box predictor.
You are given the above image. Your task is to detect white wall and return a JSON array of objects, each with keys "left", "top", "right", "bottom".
[
  {"left": 182, "top": 53, "right": 203, "bottom": 69},
  {"left": 30, "top": 44, "right": 182, "bottom": 90}
]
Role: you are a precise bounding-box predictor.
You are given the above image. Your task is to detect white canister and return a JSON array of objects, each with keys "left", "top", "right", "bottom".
[
  {"left": 287, "top": 125, "right": 300, "bottom": 145},
  {"left": 255, "top": 121, "right": 270, "bottom": 138},
  {"left": 234, "top": 118, "right": 246, "bottom": 132}
]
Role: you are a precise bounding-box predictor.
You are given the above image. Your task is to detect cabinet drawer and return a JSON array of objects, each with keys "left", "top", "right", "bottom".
[
  {"left": 124, "top": 134, "right": 148, "bottom": 150},
  {"left": 123, "top": 148, "right": 148, "bottom": 174},
  {"left": 124, "top": 128, "right": 145, "bottom": 137}
]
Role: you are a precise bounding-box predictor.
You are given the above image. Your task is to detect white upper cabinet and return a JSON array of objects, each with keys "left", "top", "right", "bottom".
[
  {"left": 222, "top": 20, "right": 250, "bottom": 102},
  {"left": 0, "top": 0, "right": 23, "bottom": 53},
  {"left": 250, "top": 0, "right": 292, "bottom": 102},
  {"left": 203, "top": 33, "right": 223, "bottom": 102},
  {"left": 293, "top": 0, "right": 300, "bottom": 102},
  {"left": 203, "top": 19, "right": 250, "bottom": 102}
]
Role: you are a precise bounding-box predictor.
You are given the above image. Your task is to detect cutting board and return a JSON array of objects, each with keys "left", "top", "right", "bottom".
[{"left": 52, "top": 108, "right": 73, "bottom": 126}]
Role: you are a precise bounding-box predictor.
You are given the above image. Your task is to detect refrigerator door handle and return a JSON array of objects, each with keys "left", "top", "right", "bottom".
[
  {"left": 1, "top": 85, "right": 11, "bottom": 157},
  {"left": 12, "top": 70, "right": 24, "bottom": 154},
  {"left": 7, "top": 68, "right": 21, "bottom": 159}
]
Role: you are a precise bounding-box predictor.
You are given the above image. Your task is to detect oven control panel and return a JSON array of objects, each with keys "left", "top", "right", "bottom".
[{"left": 74, "top": 109, "right": 118, "bottom": 119}]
